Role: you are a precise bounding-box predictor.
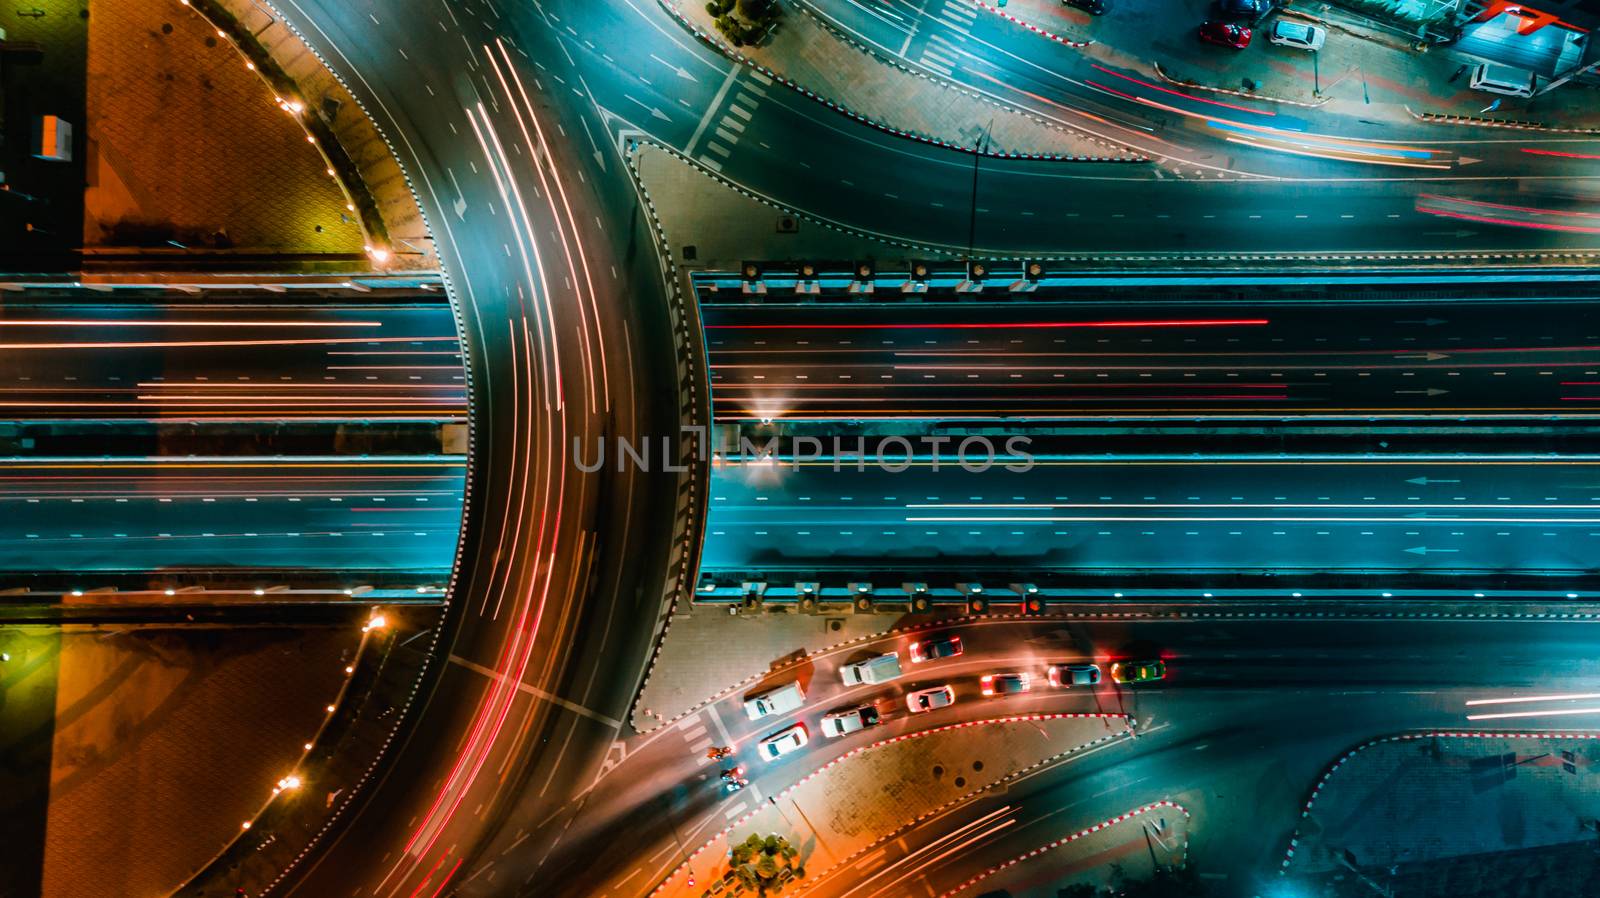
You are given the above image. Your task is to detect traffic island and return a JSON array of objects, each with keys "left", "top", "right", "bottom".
[
  {"left": 644, "top": 713, "right": 1132, "bottom": 897},
  {"left": 1282, "top": 731, "right": 1600, "bottom": 896},
  {"left": 630, "top": 592, "right": 954, "bottom": 731}
]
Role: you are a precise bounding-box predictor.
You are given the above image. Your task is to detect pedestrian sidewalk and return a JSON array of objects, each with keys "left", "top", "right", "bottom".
[
  {"left": 979, "top": 0, "right": 1600, "bottom": 129},
  {"left": 666, "top": 0, "right": 1143, "bottom": 158},
  {"left": 647, "top": 713, "right": 1131, "bottom": 897}
]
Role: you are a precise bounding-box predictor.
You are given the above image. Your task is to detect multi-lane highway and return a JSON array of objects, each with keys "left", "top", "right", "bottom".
[
  {"left": 0, "top": 303, "right": 464, "bottom": 421},
  {"left": 0, "top": 457, "right": 463, "bottom": 573},
  {"left": 134, "top": 0, "right": 1600, "bottom": 893},
  {"left": 704, "top": 292, "right": 1600, "bottom": 421},
  {"left": 703, "top": 455, "right": 1600, "bottom": 578}
]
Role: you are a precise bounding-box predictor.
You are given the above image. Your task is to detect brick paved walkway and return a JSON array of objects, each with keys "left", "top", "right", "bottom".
[
  {"left": 84, "top": 0, "right": 362, "bottom": 254},
  {"left": 673, "top": 0, "right": 1141, "bottom": 158},
  {"left": 38, "top": 626, "right": 352, "bottom": 898}
]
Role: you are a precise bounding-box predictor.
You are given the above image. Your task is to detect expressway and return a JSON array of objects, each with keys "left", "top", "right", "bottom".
[
  {"left": 0, "top": 457, "right": 463, "bottom": 573},
  {"left": 157, "top": 0, "right": 1600, "bottom": 893},
  {"left": 703, "top": 292, "right": 1600, "bottom": 421},
  {"left": 702, "top": 455, "right": 1600, "bottom": 578},
  {"left": 0, "top": 303, "right": 464, "bottom": 421}
]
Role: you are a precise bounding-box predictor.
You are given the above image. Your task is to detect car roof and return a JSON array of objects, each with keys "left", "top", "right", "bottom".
[{"left": 1274, "top": 20, "right": 1310, "bottom": 35}]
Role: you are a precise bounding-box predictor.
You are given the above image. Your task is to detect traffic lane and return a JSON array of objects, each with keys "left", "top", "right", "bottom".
[
  {"left": 0, "top": 304, "right": 464, "bottom": 421},
  {"left": 0, "top": 457, "right": 464, "bottom": 571},
  {"left": 809, "top": 690, "right": 1448, "bottom": 898},
  {"left": 579, "top": 613, "right": 1600, "bottom": 841},
  {"left": 704, "top": 299, "right": 1600, "bottom": 419},
  {"left": 261, "top": 2, "right": 679, "bottom": 897},
  {"left": 554, "top": 690, "right": 1134, "bottom": 898},
  {"left": 582, "top": 614, "right": 1600, "bottom": 896},
  {"left": 703, "top": 457, "right": 1600, "bottom": 574},
  {"left": 809, "top": 0, "right": 1596, "bottom": 186},
  {"left": 697, "top": 86, "right": 1600, "bottom": 255}
]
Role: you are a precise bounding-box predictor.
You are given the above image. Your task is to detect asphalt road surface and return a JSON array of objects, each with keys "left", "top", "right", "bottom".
[
  {"left": 0, "top": 457, "right": 464, "bottom": 573},
  {"left": 703, "top": 456, "right": 1600, "bottom": 577},
  {"left": 0, "top": 303, "right": 464, "bottom": 421},
  {"left": 201, "top": 0, "right": 1600, "bottom": 893},
  {"left": 532, "top": 615, "right": 1600, "bottom": 897},
  {"left": 704, "top": 294, "right": 1600, "bottom": 421}
]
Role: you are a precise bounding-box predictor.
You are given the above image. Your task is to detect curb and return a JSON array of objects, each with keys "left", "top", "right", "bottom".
[
  {"left": 645, "top": 712, "right": 1134, "bottom": 897},
  {"left": 1280, "top": 728, "right": 1600, "bottom": 873},
  {"left": 971, "top": 0, "right": 1091, "bottom": 48},
  {"left": 622, "top": 146, "right": 711, "bottom": 735},
  {"left": 1407, "top": 105, "right": 1600, "bottom": 135},
  {"left": 937, "top": 799, "right": 1192, "bottom": 898},
  {"left": 1152, "top": 61, "right": 1331, "bottom": 108},
  {"left": 657, "top": 0, "right": 1140, "bottom": 162}
]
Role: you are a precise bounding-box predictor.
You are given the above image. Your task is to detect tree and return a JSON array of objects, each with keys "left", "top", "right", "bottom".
[
  {"left": 727, "top": 833, "right": 804, "bottom": 895},
  {"left": 709, "top": 0, "right": 782, "bottom": 47}
]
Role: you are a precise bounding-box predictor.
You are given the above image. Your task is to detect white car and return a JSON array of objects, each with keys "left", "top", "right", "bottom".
[
  {"left": 906, "top": 685, "right": 956, "bottom": 714},
  {"left": 1268, "top": 20, "right": 1325, "bottom": 50},
  {"left": 759, "top": 723, "right": 809, "bottom": 759},
  {"left": 820, "top": 704, "right": 880, "bottom": 738},
  {"left": 743, "top": 681, "right": 805, "bottom": 720}
]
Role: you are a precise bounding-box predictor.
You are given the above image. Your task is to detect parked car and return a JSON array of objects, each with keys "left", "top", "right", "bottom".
[
  {"left": 980, "top": 672, "right": 1031, "bottom": 696},
  {"left": 1064, "top": 0, "right": 1111, "bottom": 14},
  {"left": 743, "top": 680, "right": 805, "bottom": 720},
  {"left": 1268, "top": 20, "right": 1325, "bottom": 50},
  {"left": 1111, "top": 659, "right": 1166, "bottom": 684},
  {"left": 820, "top": 704, "right": 880, "bottom": 738},
  {"left": 906, "top": 685, "right": 957, "bottom": 713},
  {"left": 840, "top": 652, "right": 903, "bottom": 686},
  {"left": 909, "top": 634, "right": 963, "bottom": 663},
  {"left": 1048, "top": 663, "right": 1102, "bottom": 687},
  {"left": 1199, "top": 21, "right": 1251, "bottom": 48},
  {"left": 1470, "top": 62, "right": 1536, "bottom": 97},
  {"left": 759, "top": 723, "right": 810, "bottom": 760},
  {"left": 1216, "top": 0, "right": 1270, "bottom": 19}
]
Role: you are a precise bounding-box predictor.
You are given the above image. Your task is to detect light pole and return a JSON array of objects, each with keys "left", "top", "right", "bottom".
[{"left": 967, "top": 117, "right": 994, "bottom": 260}]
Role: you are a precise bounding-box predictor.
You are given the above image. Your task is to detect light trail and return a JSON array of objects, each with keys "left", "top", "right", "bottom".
[
  {"left": 904, "top": 515, "right": 1600, "bottom": 523},
  {"left": 0, "top": 335, "right": 457, "bottom": 351},
  {"left": 703, "top": 318, "right": 1270, "bottom": 330},
  {"left": 495, "top": 39, "right": 612, "bottom": 415},
  {"left": 1466, "top": 693, "right": 1600, "bottom": 706},
  {"left": 0, "top": 318, "right": 383, "bottom": 327},
  {"left": 1466, "top": 707, "right": 1600, "bottom": 721}
]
